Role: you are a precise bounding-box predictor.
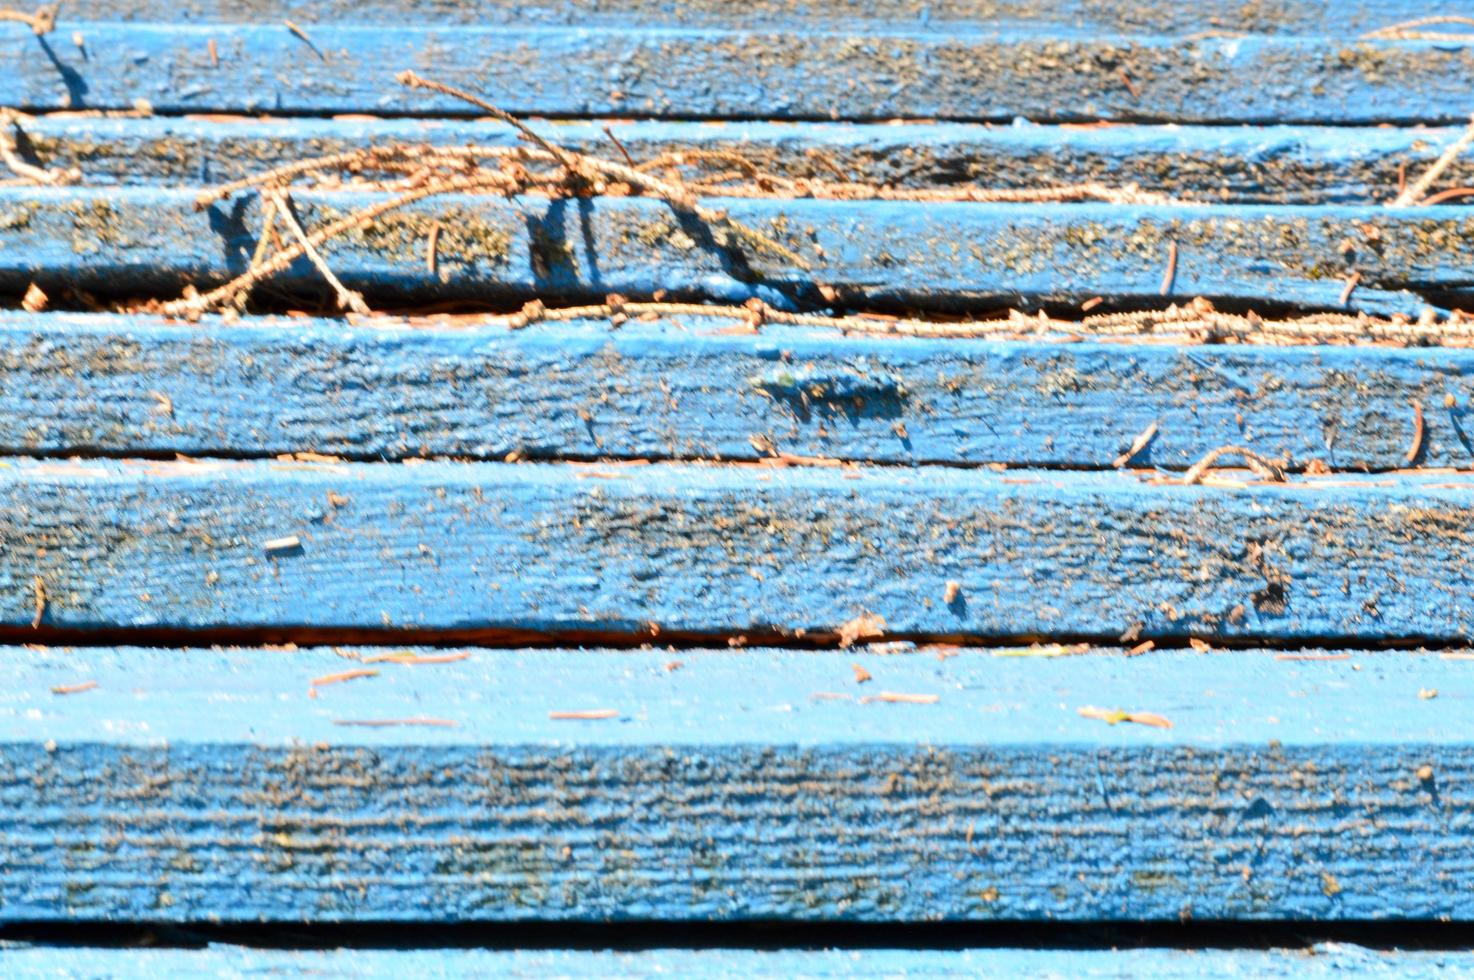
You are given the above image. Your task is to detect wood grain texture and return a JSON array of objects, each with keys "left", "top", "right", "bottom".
[
  {"left": 1, "top": 645, "right": 1470, "bottom": 921},
  {"left": 6, "top": 459, "right": 1474, "bottom": 641},
  {"left": 20, "top": 116, "right": 1474, "bottom": 205},
  {"left": 39, "top": 0, "right": 1450, "bottom": 34},
  {"left": 0, "top": 189, "right": 1465, "bottom": 313},
  {"left": 4, "top": 22, "right": 1472, "bottom": 122},
  {"left": 5, "top": 312, "right": 1474, "bottom": 470},
  {"left": 0, "top": 944, "right": 1469, "bottom": 976}
]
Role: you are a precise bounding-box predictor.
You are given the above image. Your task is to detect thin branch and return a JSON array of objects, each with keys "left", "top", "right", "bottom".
[
  {"left": 263, "top": 187, "right": 371, "bottom": 315},
  {"left": 0, "top": 3, "right": 57, "bottom": 35},
  {"left": 1183, "top": 445, "right": 1286, "bottom": 484},
  {"left": 0, "top": 109, "right": 80, "bottom": 185},
  {"left": 1392, "top": 114, "right": 1474, "bottom": 207}
]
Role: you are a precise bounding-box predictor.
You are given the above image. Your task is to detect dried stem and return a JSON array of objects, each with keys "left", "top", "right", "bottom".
[
  {"left": 1393, "top": 114, "right": 1474, "bottom": 206},
  {"left": 0, "top": 109, "right": 79, "bottom": 185},
  {"left": 1183, "top": 445, "right": 1286, "bottom": 484},
  {"left": 0, "top": 3, "right": 56, "bottom": 35},
  {"left": 1362, "top": 15, "right": 1474, "bottom": 40},
  {"left": 264, "top": 187, "right": 371, "bottom": 315}
]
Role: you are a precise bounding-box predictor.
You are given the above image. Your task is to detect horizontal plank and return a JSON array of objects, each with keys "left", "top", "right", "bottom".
[
  {"left": 1, "top": 646, "right": 1471, "bottom": 920},
  {"left": 46, "top": 0, "right": 1447, "bottom": 35},
  {"left": 6, "top": 312, "right": 1474, "bottom": 470},
  {"left": 1, "top": 189, "right": 1465, "bottom": 313},
  {"left": 20, "top": 115, "right": 1474, "bottom": 205},
  {"left": 6, "top": 460, "right": 1474, "bottom": 641},
  {"left": 5, "top": 24, "right": 1473, "bottom": 122},
  {"left": 0, "top": 945, "right": 1469, "bottom": 976}
]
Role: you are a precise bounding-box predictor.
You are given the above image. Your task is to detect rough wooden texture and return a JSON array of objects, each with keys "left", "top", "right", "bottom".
[
  {"left": 0, "top": 944, "right": 1469, "bottom": 976},
  {"left": 19, "top": 116, "right": 1474, "bottom": 205},
  {"left": 6, "top": 459, "right": 1474, "bottom": 641},
  {"left": 36, "top": 0, "right": 1452, "bottom": 34},
  {"left": 0, "top": 189, "right": 1465, "bottom": 313},
  {"left": 6, "top": 312, "right": 1474, "bottom": 470},
  {"left": 1, "top": 646, "right": 1470, "bottom": 921},
  {"left": 3, "top": 21, "right": 1473, "bottom": 122}
]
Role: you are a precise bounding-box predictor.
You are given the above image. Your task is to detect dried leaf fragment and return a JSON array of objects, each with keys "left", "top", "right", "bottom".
[
  {"left": 837, "top": 612, "right": 885, "bottom": 648},
  {"left": 1078, "top": 705, "right": 1173, "bottom": 729},
  {"left": 20, "top": 282, "right": 46, "bottom": 312}
]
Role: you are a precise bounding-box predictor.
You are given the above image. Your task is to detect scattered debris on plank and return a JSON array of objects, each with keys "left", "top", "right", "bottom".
[
  {"left": 50, "top": 680, "right": 97, "bottom": 696},
  {"left": 860, "top": 691, "right": 939, "bottom": 705},
  {"left": 548, "top": 709, "right": 620, "bottom": 720}
]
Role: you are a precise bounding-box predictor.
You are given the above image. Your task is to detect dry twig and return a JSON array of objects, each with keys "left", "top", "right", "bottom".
[
  {"left": 1183, "top": 445, "right": 1286, "bottom": 484},
  {"left": 1393, "top": 114, "right": 1474, "bottom": 206},
  {"left": 0, "top": 3, "right": 56, "bottom": 35}
]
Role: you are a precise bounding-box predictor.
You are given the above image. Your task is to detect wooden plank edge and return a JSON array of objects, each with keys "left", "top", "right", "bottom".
[
  {"left": 2, "top": 27, "right": 1473, "bottom": 123},
  {"left": 0, "top": 943, "right": 1468, "bottom": 977}
]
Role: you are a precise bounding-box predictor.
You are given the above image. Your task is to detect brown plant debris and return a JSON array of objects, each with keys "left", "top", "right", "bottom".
[
  {"left": 0, "top": 3, "right": 56, "bottom": 35},
  {"left": 20, "top": 282, "right": 46, "bottom": 312},
  {"left": 30, "top": 575, "right": 45, "bottom": 629},
  {"left": 1113, "top": 420, "right": 1159, "bottom": 468},
  {"left": 1182, "top": 445, "right": 1287, "bottom": 485},
  {"left": 1078, "top": 706, "right": 1173, "bottom": 728},
  {"left": 860, "top": 691, "right": 940, "bottom": 705},
  {"left": 549, "top": 709, "right": 620, "bottom": 720},
  {"left": 337, "top": 296, "right": 1474, "bottom": 349},
  {"left": 1392, "top": 113, "right": 1474, "bottom": 207},
  {"left": 0, "top": 109, "right": 80, "bottom": 185},
  {"left": 1362, "top": 16, "right": 1474, "bottom": 41},
  {"left": 852, "top": 662, "right": 873, "bottom": 684},
  {"left": 837, "top": 611, "right": 886, "bottom": 648},
  {"left": 309, "top": 668, "right": 380, "bottom": 687},
  {"left": 1406, "top": 399, "right": 1427, "bottom": 464}
]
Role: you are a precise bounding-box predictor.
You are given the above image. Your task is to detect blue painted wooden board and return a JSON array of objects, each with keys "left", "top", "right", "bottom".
[
  {"left": 0, "top": 189, "right": 1462, "bottom": 313},
  {"left": 5, "top": 312, "right": 1474, "bottom": 470},
  {"left": 0, "top": 645, "right": 1470, "bottom": 920},
  {"left": 0, "top": 943, "right": 1469, "bottom": 977},
  {"left": 6, "top": 459, "right": 1474, "bottom": 641},
  {"left": 20, "top": 115, "right": 1473, "bottom": 205},
  {"left": 4, "top": 21, "right": 1471, "bottom": 122},
  {"left": 44, "top": 0, "right": 1450, "bottom": 35}
]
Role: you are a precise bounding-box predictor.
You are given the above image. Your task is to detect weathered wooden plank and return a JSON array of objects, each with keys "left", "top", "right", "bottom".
[
  {"left": 5, "top": 312, "right": 1474, "bottom": 470},
  {"left": 1, "top": 189, "right": 1465, "bottom": 313},
  {"left": 4, "top": 23, "right": 1472, "bottom": 123},
  {"left": 20, "top": 115, "right": 1474, "bottom": 205},
  {"left": 0, "top": 944, "right": 1469, "bottom": 976},
  {"left": 45, "top": 0, "right": 1451, "bottom": 35},
  {"left": 6, "top": 459, "right": 1474, "bottom": 641},
  {"left": 1, "top": 646, "right": 1470, "bottom": 920}
]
